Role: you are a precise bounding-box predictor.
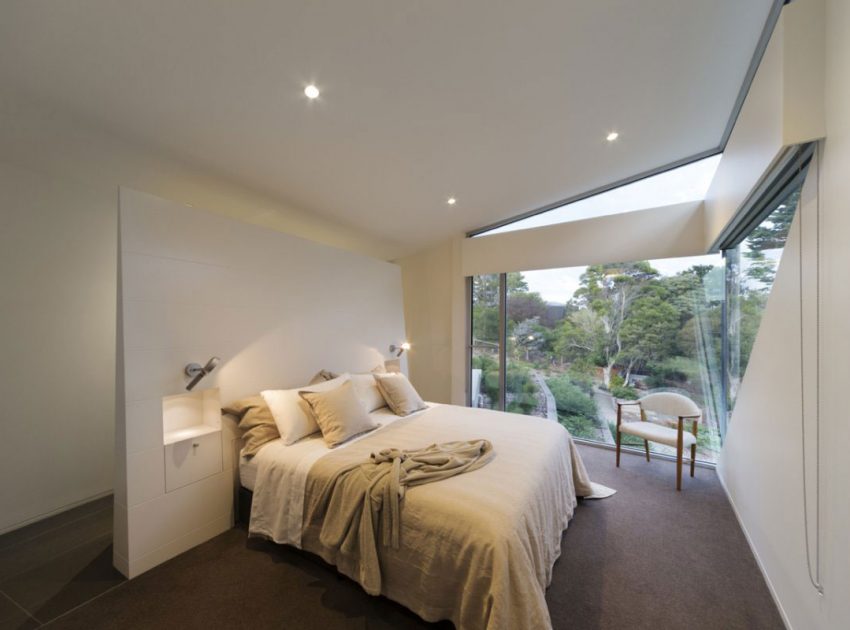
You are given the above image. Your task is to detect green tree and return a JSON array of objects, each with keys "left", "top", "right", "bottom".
[
  {"left": 506, "top": 272, "right": 529, "bottom": 294},
  {"left": 553, "top": 308, "right": 604, "bottom": 367},
  {"left": 507, "top": 291, "right": 548, "bottom": 324},
  {"left": 742, "top": 194, "right": 797, "bottom": 289},
  {"left": 619, "top": 295, "right": 680, "bottom": 382},
  {"left": 472, "top": 306, "right": 499, "bottom": 345},
  {"left": 568, "top": 262, "right": 659, "bottom": 386}
]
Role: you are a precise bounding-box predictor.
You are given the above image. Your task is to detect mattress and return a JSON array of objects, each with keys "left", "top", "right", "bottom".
[
  {"left": 248, "top": 403, "right": 592, "bottom": 630},
  {"left": 239, "top": 450, "right": 262, "bottom": 491}
]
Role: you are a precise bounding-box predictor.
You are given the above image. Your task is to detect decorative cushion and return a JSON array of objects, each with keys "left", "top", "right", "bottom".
[
  {"left": 221, "top": 396, "right": 280, "bottom": 457},
  {"left": 299, "top": 380, "right": 378, "bottom": 447},
  {"left": 262, "top": 375, "right": 348, "bottom": 445},
  {"left": 373, "top": 372, "right": 426, "bottom": 416},
  {"left": 619, "top": 421, "right": 697, "bottom": 448}
]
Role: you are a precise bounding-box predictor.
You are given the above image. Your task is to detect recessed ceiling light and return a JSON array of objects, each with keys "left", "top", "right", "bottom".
[
  {"left": 447, "top": 197, "right": 457, "bottom": 205},
  {"left": 304, "top": 84, "right": 320, "bottom": 99},
  {"left": 606, "top": 131, "right": 619, "bottom": 142}
]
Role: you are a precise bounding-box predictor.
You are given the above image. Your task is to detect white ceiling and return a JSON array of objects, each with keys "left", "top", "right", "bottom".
[{"left": 0, "top": 0, "right": 775, "bottom": 256}]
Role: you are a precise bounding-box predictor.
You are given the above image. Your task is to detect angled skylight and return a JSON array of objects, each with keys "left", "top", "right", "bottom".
[{"left": 474, "top": 154, "right": 722, "bottom": 237}]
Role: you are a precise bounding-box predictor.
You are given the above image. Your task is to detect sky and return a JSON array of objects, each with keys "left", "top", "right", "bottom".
[{"left": 523, "top": 253, "right": 724, "bottom": 304}]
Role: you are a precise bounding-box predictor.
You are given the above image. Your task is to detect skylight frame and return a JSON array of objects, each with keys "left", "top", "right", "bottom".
[{"left": 469, "top": 151, "right": 723, "bottom": 238}]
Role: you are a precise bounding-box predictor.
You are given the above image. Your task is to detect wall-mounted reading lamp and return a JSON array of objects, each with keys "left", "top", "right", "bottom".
[
  {"left": 389, "top": 342, "right": 411, "bottom": 358},
  {"left": 184, "top": 356, "right": 220, "bottom": 391}
]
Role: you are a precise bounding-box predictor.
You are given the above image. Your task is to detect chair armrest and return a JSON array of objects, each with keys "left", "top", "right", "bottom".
[{"left": 616, "top": 400, "right": 641, "bottom": 407}]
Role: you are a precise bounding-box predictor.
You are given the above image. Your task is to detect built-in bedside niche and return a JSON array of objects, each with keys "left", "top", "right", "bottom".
[{"left": 162, "top": 388, "right": 223, "bottom": 493}]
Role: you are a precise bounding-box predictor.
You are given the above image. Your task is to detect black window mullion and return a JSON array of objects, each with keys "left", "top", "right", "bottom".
[{"left": 498, "top": 273, "right": 507, "bottom": 411}]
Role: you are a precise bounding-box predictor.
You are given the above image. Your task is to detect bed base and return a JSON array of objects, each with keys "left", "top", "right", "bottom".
[{"left": 237, "top": 486, "right": 253, "bottom": 525}]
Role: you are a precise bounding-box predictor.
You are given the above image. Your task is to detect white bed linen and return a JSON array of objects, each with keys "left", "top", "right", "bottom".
[
  {"left": 239, "top": 452, "right": 261, "bottom": 491},
  {"left": 247, "top": 404, "right": 434, "bottom": 547}
]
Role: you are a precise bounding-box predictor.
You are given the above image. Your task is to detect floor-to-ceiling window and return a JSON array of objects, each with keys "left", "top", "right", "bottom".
[
  {"left": 470, "top": 255, "right": 725, "bottom": 462},
  {"left": 470, "top": 274, "right": 502, "bottom": 410},
  {"left": 724, "top": 184, "right": 800, "bottom": 415},
  {"left": 468, "top": 145, "right": 812, "bottom": 463}
]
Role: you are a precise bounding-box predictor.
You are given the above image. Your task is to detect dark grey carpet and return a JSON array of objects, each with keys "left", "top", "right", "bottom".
[{"left": 5, "top": 445, "right": 784, "bottom": 629}]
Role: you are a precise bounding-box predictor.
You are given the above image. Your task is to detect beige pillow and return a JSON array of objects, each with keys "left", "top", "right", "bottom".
[
  {"left": 299, "top": 380, "right": 378, "bottom": 447},
  {"left": 373, "top": 373, "right": 426, "bottom": 416},
  {"left": 222, "top": 396, "right": 280, "bottom": 457},
  {"left": 262, "top": 375, "right": 348, "bottom": 445}
]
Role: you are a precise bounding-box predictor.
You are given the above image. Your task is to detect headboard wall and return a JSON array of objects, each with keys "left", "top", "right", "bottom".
[{"left": 114, "top": 187, "right": 406, "bottom": 577}]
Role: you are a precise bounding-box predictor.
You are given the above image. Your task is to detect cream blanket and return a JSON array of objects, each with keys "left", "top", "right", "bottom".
[
  {"left": 312, "top": 440, "right": 496, "bottom": 595},
  {"left": 294, "top": 404, "right": 593, "bottom": 630}
]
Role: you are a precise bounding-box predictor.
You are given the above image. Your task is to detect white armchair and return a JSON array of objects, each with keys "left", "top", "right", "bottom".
[{"left": 615, "top": 392, "right": 701, "bottom": 490}]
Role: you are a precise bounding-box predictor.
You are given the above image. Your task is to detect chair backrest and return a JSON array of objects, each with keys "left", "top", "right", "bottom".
[{"left": 638, "top": 392, "right": 701, "bottom": 419}]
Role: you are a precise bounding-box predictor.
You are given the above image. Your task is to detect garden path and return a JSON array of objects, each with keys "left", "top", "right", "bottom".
[
  {"left": 591, "top": 388, "right": 618, "bottom": 445},
  {"left": 531, "top": 370, "right": 558, "bottom": 422}
]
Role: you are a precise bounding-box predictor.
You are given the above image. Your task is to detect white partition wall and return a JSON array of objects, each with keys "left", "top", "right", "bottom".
[{"left": 115, "top": 188, "right": 406, "bottom": 578}]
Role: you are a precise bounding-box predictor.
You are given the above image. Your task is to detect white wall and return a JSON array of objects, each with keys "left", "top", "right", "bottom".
[
  {"left": 399, "top": 241, "right": 455, "bottom": 403},
  {"left": 717, "top": 1, "right": 849, "bottom": 628},
  {"left": 818, "top": 3, "right": 850, "bottom": 620},
  {"left": 116, "top": 188, "right": 406, "bottom": 577},
  {"left": 703, "top": 0, "right": 825, "bottom": 249},
  {"left": 719, "top": 137, "right": 850, "bottom": 630},
  {"left": 718, "top": 179, "right": 816, "bottom": 627},
  {"left": 461, "top": 201, "right": 705, "bottom": 277},
  {"left": 0, "top": 97, "right": 400, "bottom": 534},
  {"left": 0, "top": 161, "right": 116, "bottom": 533}
]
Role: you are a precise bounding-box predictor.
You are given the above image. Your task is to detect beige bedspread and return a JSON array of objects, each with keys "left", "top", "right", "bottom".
[
  {"left": 311, "top": 439, "right": 496, "bottom": 596},
  {"left": 299, "top": 404, "right": 592, "bottom": 630}
]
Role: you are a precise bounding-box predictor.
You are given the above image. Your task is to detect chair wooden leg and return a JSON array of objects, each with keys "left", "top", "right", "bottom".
[
  {"left": 690, "top": 419, "right": 698, "bottom": 478},
  {"left": 690, "top": 444, "right": 696, "bottom": 477},
  {"left": 676, "top": 447, "right": 683, "bottom": 491},
  {"left": 616, "top": 430, "right": 621, "bottom": 468},
  {"left": 676, "top": 417, "right": 684, "bottom": 491},
  {"left": 644, "top": 440, "right": 650, "bottom": 462}
]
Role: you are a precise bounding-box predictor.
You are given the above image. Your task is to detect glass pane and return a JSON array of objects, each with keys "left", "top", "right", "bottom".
[
  {"left": 474, "top": 154, "right": 721, "bottom": 236},
  {"left": 725, "top": 185, "right": 800, "bottom": 416},
  {"left": 491, "top": 257, "right": 725, "bottom": 462},
  {"left": 505, "top": 273, "right": 548, "bottom": 418},
  {"left": 470, "top": 274, "right": 501, "bottom": 409}
]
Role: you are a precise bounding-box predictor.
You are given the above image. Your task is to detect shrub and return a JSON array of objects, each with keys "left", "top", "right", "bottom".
[
  {"left": 567, "top": 363, "right": 595, "bottom": 394},
  {"left": 646, "top": 356, "right": 700, "bottom": 387},
  {"left": 546, "top": 375, "right": 597, "bottom": 419},
  {"left": 609, "top": 373, "right": 639, "bottom": 400},
  {"left": 560, "top": 414, "right": 598, "bottom": 440},
  {"left": 473, "top": 354, "right": 543, "bottom": 412},
  {"left": 611, "top": 383, "right": 639, "bottom": 399}
]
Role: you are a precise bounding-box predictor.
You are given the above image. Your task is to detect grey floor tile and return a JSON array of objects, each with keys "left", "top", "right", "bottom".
[
  {"left": 0, "top": 535, "right": 124, "bottom": 624},
  {"left": 0, "top": 592, "right": 39, "bottom": 630},
  {"left": 0, "top": 497, "right": 112, "bottom": 554},
  {"left": 0, "top": 507, "right": 113, "bottom": 582}
]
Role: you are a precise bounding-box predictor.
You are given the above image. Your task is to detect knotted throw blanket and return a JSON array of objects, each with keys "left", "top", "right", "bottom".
[{"left": 313, "top": 439, "right": 495, "bottom": 594}]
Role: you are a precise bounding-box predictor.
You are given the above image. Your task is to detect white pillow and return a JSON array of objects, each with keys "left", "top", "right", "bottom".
[
  {"left": 262, "top": 375, "right": 348, "bottom": 444},
  {"left": 346, "top": 372, "right": 387, "bottom": 412}
]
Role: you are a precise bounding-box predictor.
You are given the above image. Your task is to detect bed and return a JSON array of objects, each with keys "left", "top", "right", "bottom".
[{"left": 241, "top": 402, "right": 592, "bottom": 630}]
